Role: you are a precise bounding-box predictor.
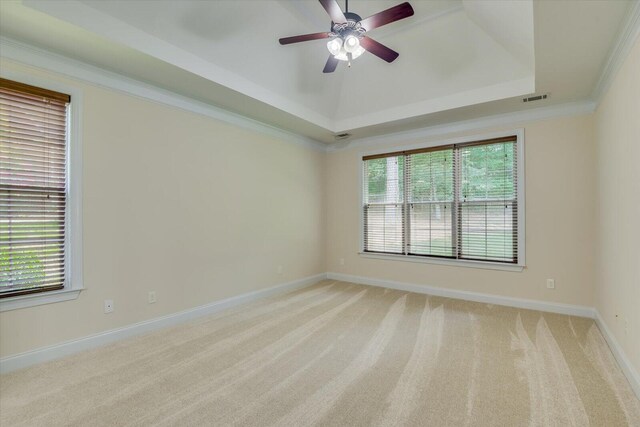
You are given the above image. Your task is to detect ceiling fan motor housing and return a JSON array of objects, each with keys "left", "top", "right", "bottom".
[{"left": 330, "top": 12, "right": 365, "bottom": 39}]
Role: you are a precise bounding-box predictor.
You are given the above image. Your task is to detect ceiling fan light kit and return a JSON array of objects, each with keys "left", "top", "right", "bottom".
[
  {"left": 279, "top": 0, "right": 414, "bottom": 73},
  {"left": 326, "top": 12, "right": 366, "bottom": 66}
]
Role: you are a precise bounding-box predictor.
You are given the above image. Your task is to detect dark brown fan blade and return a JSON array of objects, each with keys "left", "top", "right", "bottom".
[
  {"left": 359, "top": 2, "right": 414, "bottom": 32},
  {"left": 360, "top": 36, "right": 399, "bottom": 63},
  {"left": 323, "top": 55, "right": 339, "bottom": 73},
  {"left": 319, "top": 0, "right": 347, "bottom": 24},
  {"left": 279, "top": 32, "right": 331, "bottom": 45}
]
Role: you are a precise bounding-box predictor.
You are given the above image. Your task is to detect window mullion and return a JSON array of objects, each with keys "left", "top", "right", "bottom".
[
  {"left": 512, "top": 143, "right": 519, "bottom": 264},
  {"left": 453, "top": 147, "right": 460, "bottom": 259},
  {"left": 403, "top": 155, "right": 410, "bottom": 256}
]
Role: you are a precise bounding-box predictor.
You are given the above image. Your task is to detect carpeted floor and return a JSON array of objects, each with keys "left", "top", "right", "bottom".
[{"left": 1, "top": 280, "right": 639, "bottom": 426}]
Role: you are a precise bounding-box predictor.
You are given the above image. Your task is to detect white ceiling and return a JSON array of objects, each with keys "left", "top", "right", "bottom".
[{"left": 0, "top": 0, "right": 634, "bottom": 143}]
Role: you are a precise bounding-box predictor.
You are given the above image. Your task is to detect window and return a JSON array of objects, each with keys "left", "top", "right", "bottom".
[
  {"left": 362, "top": 135, "right": 522, "bottom": 266},
  {"left": 1, "top": 78, "right": 72, "bottom": 299}
]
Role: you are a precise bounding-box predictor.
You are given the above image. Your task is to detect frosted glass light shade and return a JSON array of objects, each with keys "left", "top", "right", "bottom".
[
  {"left": 327, "top": 38, "right": 343, "bottom": 56},
  {"left": 344, "top": 35, "right": 360, "bottom": 53},
  {"left": 328, "top": 36, "right": 365, "bottom": 62}
]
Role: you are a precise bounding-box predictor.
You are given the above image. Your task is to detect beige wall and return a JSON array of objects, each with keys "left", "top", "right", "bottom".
[
  {"left": 326, "top": 115, "right": 597, "bottom": 307},
  {"left": 0, "top": 60, "right": 326, "bottom": 358},
  {"left": 3, "top": 42, "right": 636, "bottom": 374},
  {"left": 594, "top": 36, "right": 640, "bottom": 376}
]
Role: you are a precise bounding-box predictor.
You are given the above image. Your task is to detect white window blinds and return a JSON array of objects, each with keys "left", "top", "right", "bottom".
[
  {"left": 0, "top": 78, "right": 70, "bottom": 297},
  {"left": 458, "top": 140, "right": 518, "bottom": 263},
  {"left": 407, "top": 148, "right": 454, "bottom": 257},
  {"left": 363, "top": 155, "right": 404, "bottom": 254},
  {"left": 363, "top": 136, "right": 519, "bottom": 264}
]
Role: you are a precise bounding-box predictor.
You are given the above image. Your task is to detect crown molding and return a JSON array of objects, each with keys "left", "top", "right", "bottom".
[
  {"left": 591, "top": 0, "right": 640, "bottom": 105},
  {"left": 328, "top": 100, "right": 596, "bottom": 152},
  {"left": 22, "top": 0, "right": 336, "bottom": 132},
  {"left": 0, "top": 37, "right": 328, "bottom": 152},
  {"left": 332, "top": 76, "right": 535, "bottom": 132},
  {"left": 5, "top": 16, "right": 632, "bottom": 156}
]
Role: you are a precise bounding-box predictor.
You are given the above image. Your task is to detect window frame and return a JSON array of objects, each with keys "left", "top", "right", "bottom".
[
  {"left": 359, "top": 129, "right": 525, "bottom": 272},
  {"left": 0, "top": 71, "right": 83, "bottom": 312}
]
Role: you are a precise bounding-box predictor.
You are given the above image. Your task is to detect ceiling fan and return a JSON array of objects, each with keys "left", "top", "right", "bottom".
[{"left": 279, "top": 0, "right": 414, "bottom": 73}]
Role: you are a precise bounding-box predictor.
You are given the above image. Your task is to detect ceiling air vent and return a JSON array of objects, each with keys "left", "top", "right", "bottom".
[
  {"left": 523, "top": 93, "right": 549, "bottom": 103},
  {"left": 334, "top": 133, "right": 351, "bottom": 141}
]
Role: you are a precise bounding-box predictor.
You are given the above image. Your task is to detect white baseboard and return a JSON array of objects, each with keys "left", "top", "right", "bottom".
[
  {"left": 0, "top": 273, "right": 327, "bottom": 374},
  {"left": 4, "top": 271, "right": 638, "bottom": 403},
  {"left": 327, "top": 272, "right": 595, "bottom": 318},
  {"left": 594, "top": 310, "right": 640, "bottom": 399},
  {"left": 327, "top": 272, "right": 640, "bottom": 399}
]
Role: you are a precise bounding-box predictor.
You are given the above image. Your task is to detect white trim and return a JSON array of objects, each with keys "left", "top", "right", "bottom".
[
  {"left": 327, "top": 272, "right": 595, "bottom": 318},
  {"left": 22, "top": 0, "right": 533, "bottom": 132},
  {"left": 594, "top": 310, "right": 640, "bottom": 399},
  {"left": 333, "top": 77, "right": 535, "bottom": 132},
  {"left": 0, "top": 38, "right": 606, "bottom": 154},
  {"left": 22, "top": 0, "right": 335, "bottom": 131},
  {"left": 0, "top": 273, "right": 327, "bottom": 373},
  {"left": 67, "top": 77, "right": 84, "bottom": 303},
  {"left": 358, "top": 252, "right": 524, "bottom": 272},
  {"left": 326, "top": 271, "right": 640, "bottom": 398},
  {"left": 330, "top": 100, "right": 595, "bottom": 152},
  {"left": 4, "top": 271, "right": 637, "bottom": 403},
  {"left": 0, "top": 38, "right": 605, "bottom": 153},
  {"left": 0, "top": 70, "right": 84, "bottom": 312},
  {"left": 358, "top": 129, "right": 526, "bottom": 269},
  {"left": 592, "top": 0, "right": 640, "bottom": 105},
  {"left": 0, "top": 288, "right": 82, "bottom": 313},
  {"left": 0, "top": 37, "right": 327, "bottom": 152}
]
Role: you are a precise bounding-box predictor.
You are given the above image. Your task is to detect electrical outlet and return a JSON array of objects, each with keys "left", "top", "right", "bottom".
[
  {"left": 277, "top": 265, "right": 283, "bottom": 275},
  {"left": 339, "top": 258, "right": 345, "bottom": 266},
  {"left": 104, "top": 299, "right": 114, "bottom": 314},
  {"left": 546, "top": 279, "right": 555, "bottom": 289},
  {"left": 148, "top": 291, "right": 157, "bottom": 304}
]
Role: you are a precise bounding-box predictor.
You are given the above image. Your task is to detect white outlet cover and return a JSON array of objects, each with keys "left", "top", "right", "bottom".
[
  {"left": 104, "top": 299, "right": 114, "bottom": 314},
  {"left": 148, "top": 291, "right": 157, "bottom": 304},
  {"left": 546, "top": 279, "right": 555, "bottom": 289}
]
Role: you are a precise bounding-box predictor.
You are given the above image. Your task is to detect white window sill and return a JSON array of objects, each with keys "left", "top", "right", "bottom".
[
  {"left": 359, "top": 252, "right": 525, "bottom": 272},
  {"left": 0, "top": 287, "right": 83, "bottom": 312}
]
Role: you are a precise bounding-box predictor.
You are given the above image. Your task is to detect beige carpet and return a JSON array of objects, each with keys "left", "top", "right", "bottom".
[{"left": 1, "top": 280, "right": 639, "bottom": 426}]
